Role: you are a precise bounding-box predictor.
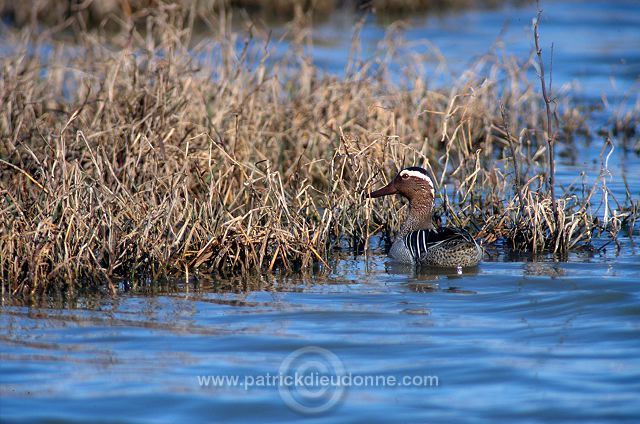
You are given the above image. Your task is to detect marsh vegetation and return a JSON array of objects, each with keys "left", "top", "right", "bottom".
[{"left": 1, "top": 2, "right": 638, "bottom": 295}]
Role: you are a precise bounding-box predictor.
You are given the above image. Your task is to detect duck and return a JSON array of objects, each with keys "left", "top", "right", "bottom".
[{"left": 369, "top": 166, "right": 482, "bottom": 268}]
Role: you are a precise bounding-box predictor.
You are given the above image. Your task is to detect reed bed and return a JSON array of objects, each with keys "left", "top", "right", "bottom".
[{"left": 1, "top": 4, "right": 638, "bottom": 294}]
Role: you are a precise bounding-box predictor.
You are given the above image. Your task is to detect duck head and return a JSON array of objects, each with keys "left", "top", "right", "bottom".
[
  {"left": 369, "top": 167, "right": 436, "bottom": 234},
  {"left": 369, "top": 167, "right": 435, "bottom": 206}
]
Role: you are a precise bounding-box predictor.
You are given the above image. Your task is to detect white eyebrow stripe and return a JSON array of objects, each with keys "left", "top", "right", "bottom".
[
  {"left": 400, "top": 169, "right": 435, "bottom": 198},
  {"left": 400, "top": 169, "right": 433, "bottom": 185}
]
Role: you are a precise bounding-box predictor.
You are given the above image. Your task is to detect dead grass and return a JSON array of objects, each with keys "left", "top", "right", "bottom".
[{"left": 0, "top": 4, "right": 638, "bottom": 295}]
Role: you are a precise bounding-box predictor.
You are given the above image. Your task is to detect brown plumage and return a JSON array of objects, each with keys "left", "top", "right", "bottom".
[{"left": 369, "top": 167, "right": 482, "bottom": 267}]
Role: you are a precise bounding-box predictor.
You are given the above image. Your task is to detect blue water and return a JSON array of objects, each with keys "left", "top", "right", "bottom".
[
  {"left": 1, "top": 0, "right": 640, "bottom": 422},
  {"left": 2, "top": 241, "right": 639, "bottom": 422},
  {"left": 308, "top": 0, "right": 640, "bottom": 100}
]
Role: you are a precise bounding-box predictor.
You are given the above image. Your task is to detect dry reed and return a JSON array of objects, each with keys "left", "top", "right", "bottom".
[{"left": 0, "top": 4, "right": 637, "bottom": 295}]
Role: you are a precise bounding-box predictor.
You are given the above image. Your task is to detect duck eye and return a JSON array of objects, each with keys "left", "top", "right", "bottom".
[{"left": 401, "top": 173, "right": 408, "bottom": 179}]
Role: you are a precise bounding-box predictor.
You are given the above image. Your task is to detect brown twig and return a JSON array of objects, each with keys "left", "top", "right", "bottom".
[
  {"left": 0, "top": 159, "right": 49, "bottom": 194},
  {"left": 499, "top": 101, "right": 524, "bottom": 220},
  {"left": 533, "top": 2, "right": 561, "bottom": 249}
]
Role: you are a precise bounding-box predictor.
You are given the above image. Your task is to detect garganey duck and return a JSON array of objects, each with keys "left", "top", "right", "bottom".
[{"left": 369, "top": 167, "right": 482, "bottom": 268}]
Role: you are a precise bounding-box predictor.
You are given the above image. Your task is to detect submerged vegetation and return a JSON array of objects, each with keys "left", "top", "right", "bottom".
[{"left": 0, "top": 3, "right": 638, "bottom": 295}]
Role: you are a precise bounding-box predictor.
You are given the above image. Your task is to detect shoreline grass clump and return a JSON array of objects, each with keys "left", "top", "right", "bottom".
[{"left": 1, "top": 4, "right": 638, "bottom": 295}]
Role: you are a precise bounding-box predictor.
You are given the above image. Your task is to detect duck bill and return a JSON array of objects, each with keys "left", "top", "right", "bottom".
[{"left": 368, "top": 182, "right": 398, "bottom": 198}]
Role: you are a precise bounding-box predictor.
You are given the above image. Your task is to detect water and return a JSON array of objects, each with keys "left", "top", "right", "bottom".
[
  {"left": 1, "top": 0, "right": 639, "bottom": 422},
  {"left": 2, "top": 242, "right": 639, "bottom": 422},
  {"left": 309, "top": 0, "right": 640, "bottom": 101}
]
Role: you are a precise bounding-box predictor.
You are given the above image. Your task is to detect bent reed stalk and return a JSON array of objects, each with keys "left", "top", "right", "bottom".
[{"left": 0, "top": 5, "right": 637, "bottom": 294}]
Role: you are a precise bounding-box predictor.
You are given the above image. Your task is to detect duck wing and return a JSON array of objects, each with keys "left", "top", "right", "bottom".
[{"left": 403, "top": 227, "right": 475, "bottom": 261}]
